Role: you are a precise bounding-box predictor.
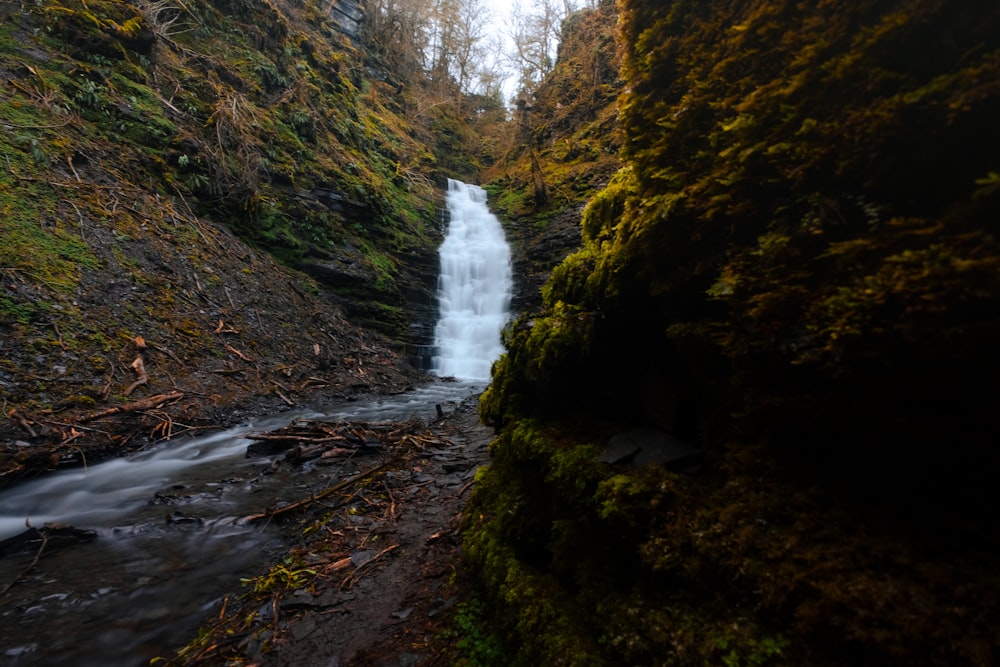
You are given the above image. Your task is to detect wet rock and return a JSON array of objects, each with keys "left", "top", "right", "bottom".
[
  {"left": 0, "top": 523, "right": 97, "bottom": 558},
  {"left": 599, "top": 427, "right": 702, "bottom": 468},
  {"left": 427, "top": 596, "right": 457, "bottom": 618},
  {"left": 165, "top": 510, "right": 203, "bottom": 525},
  {"left": 289, "top": 615, "right": 319, "bottom": 641},
  {"left": 3, "top": 644, "right": 36, "bottom": 658},
  {"left": 351, "top": 549, "right": 380, "bottom": 568},
  {"left": 247, "top": 440, "right": 291, "bottom": 458},
  {"left": 441, "top": 461, "right": 471, "bottom": 473}
]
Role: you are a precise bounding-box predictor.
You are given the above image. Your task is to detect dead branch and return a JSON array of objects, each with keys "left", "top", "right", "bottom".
[
  {"left": 225, "top": 344, "right": 252, "bottom": 362},
  {"left": 77, "top": 392, "right": 184, "bottom": 424},
  {"left": 148, "top": 410, "right": 175, "bottom": 440},
  {"left": 150, "top": 342, "right": 184, "bottom": 366},
  {"left": 1, "top": 527, "right": 48, "bottom": 597},
  {"left": 7, "top": 410, "right": 37, "bottom": 438},
  {"left": 340, "top": 544, "right": 399, "bottom": 590},
  {"left": 243, "top": 457, "right": 399, "bottom": 523},
  {"left": 213, "top": 319, "right": 239, "bottom": 334},
  {"left": 273, "top": 386, "right": 294, "bottom": 406}
]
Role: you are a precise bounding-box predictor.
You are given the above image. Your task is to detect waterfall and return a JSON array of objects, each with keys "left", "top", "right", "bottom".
[{"left": 430, "top": 179, "right": 512, "bottom": 381}]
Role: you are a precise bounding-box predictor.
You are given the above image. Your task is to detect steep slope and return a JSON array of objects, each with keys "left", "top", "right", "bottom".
[
  {"left": 0, "top": 0, "right": 459, "bottom": 481},
  {"left": 468, "top": 1, "right": 1000, "bottom": 665}
]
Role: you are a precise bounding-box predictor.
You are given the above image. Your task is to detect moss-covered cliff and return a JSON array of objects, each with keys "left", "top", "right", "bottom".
[{"left": 469, "top": 1, "right": 1000, "bottom": 665}]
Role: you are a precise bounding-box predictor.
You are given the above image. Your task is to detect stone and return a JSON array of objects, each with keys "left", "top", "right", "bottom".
[{"left": 599, "top": 427, "right": 701, "bottom": 468}]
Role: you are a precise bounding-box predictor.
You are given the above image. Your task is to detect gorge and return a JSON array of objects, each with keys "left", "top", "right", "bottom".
[
  {"left": 0, "top": 179, "right": 508, "bottom": 665},
  {"left": 2, "top": 0, "right": 999, "bottom": 665}
]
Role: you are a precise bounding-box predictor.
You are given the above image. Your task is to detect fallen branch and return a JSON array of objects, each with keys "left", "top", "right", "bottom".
[
  {"left": 243, "top": 456, "right": 399, "bottom": 523},
  {"left": 273, "top": 386, "right": 294, "bottom": 406},
  {"left": 1, "top": 524, "right": 48, "bottom": 597},
  {"left": 77, "top": 391, "right": 184, "bottom": 424},
  {"left": 7, "top": 410, "right": 37, "bottom": 438},
  {"left": 340, "top": 543, "right": 399, "bottom": 590},
  {"left": 249, "top": 433, "right": 347, "bottom": 445},
  {"left": 225, "top": 344, "right": 252, "bottom": 362}
]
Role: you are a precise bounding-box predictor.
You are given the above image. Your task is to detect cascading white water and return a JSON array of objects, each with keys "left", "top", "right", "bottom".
[{"left": 430, "top": 179, "right": 512, "bottom": 381}]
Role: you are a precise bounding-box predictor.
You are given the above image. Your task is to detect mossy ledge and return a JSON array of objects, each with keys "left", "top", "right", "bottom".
[{"left": 467, "top": 1, "right": 1000, "bottom": 665}]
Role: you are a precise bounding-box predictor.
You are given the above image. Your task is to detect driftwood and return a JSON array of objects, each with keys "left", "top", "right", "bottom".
[
  {"left": 125, "top": 356, "right": 148, "bottom": 396},
  {"left": 77, "top": 391, "right": 184, "bottom": 424}
]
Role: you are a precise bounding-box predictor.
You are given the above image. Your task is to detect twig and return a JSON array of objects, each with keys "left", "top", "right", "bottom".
[
  {"left": 225, "top": 345, "right": 252, "bottom": 362},
  {"left": 69, "top": 201, "right": 86, "bottom": 242},
  {"left": 273, "top": 387, "right": 294, "bottom": 406},
  {"left": 151, "top": 342, "right": 184, "bottom": 366},
  {"left": 69, "top": 445, "right": 88, "bottom": 471},
  {"left": 1, "top": 528, "right": 49, "bottom": 597},
  {"left": 66, "top": 155, "right": 82, "bottom": 182},
  {"left": 243, "top": 456, "right": 400, "bottom": 523},
  {"left": 340, "top": 544, "right": 399, "bottom": 590},
  {"left": 51, "top": 320, "right": 68, "bottom": 351},
  {"left": 8, "top": 410, "right": 37, "bottom": 438},
  {"left": 455, "top": 477, "right": 477, "bottom": 498}
]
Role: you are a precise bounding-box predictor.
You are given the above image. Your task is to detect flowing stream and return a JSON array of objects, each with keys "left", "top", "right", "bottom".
[{"left": 0, "top": 180, "right": 512, "bottom": 666}]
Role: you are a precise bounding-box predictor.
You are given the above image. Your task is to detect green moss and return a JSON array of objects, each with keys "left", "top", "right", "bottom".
[
  {"left": 0, "top": 181, "right": 100, "bottom": 293},
  {"left": 469, "top": 1, "right": 1000, "bottom": 664}
]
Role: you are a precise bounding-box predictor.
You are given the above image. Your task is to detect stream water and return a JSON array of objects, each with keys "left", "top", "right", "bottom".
[{"left": 0, "top": 181, "right": 511, "bottom": 666}]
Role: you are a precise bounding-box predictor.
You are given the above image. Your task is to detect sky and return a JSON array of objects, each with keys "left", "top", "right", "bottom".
[{"left": 483, "top": 0, "right": 519, "bottom": 101}]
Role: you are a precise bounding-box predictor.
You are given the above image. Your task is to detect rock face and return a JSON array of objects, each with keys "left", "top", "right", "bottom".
[
  {"left": 484, "top": 0, "right": 623, "bottom": 313},
  {"left": 598, "top": 427, "right": 701, "bottom": 469},
  {"left": 327, "top": 0, "right": 364, "bottom": 43},
  {"left": 506, "top": 204, "right": 584, "bottom": 314},
  {"left": 469, "top": 1, "right": 1000, "bottom": 665}
]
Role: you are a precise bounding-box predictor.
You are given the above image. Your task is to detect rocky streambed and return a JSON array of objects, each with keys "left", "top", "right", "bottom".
[{"left": 0, "top": 381, "right": 493, "bottom": 667}]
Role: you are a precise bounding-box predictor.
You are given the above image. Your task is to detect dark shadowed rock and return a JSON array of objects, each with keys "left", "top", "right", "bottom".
[
  {"left": 599, "top": 427, "right": 701, "bottom": 468},
  {"left": 0, "top": 524, "right": 98, "bottom": 558}
]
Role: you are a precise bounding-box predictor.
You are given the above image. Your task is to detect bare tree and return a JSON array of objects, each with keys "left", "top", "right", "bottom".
[{"left": 508, "top": 0, "right": 575, "bottom": 97}]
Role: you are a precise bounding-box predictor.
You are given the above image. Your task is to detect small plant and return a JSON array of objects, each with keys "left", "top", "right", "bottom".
[
  {"left": 445, "top": 598, "right": 506, "bottom": 667},
  {"left": 716, "top": 633, "right": 788, "bottom": 667},
  {"left": 14, "top": 135, "right": 49, "bottom": 166},
  {"left": 240, "top": 558, "right": 316, "bottom": 597},
  {"left": 74, "top": 78, "right": 104, "bottom": 110}
]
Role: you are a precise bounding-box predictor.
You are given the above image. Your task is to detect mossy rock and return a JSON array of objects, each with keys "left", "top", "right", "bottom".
[{"left": 42, "top": 1, "right": 154, "bottom": 58}]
